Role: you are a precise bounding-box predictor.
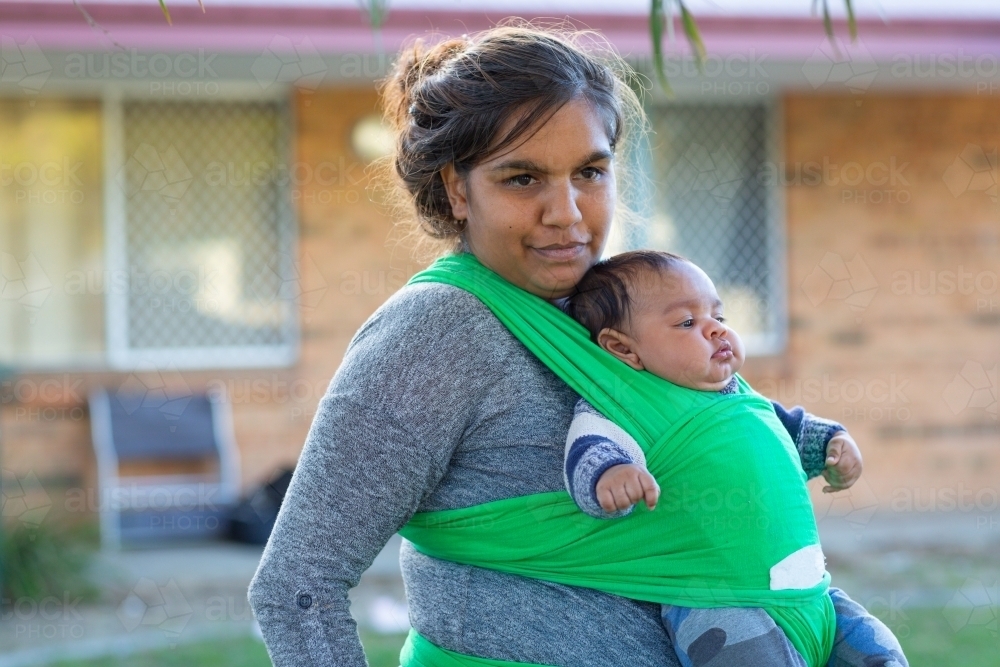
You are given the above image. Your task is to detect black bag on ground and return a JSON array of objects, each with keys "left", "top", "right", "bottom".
[{"left": 227, "top": 467, "right": 294, "bottom": 545}]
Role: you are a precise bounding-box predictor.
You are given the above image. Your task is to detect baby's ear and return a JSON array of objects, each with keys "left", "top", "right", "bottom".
[{"left": 597, "top": 328, "right": 644, "bottom": 371}]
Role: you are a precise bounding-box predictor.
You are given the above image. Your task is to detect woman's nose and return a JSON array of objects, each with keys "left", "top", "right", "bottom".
[{"left": 541, "top": 179, "right": 583, "bottom": 228}]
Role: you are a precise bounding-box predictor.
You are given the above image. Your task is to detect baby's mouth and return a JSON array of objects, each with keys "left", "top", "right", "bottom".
[{"left": 712, "top": 341, "right": 732, "bottom": 360}]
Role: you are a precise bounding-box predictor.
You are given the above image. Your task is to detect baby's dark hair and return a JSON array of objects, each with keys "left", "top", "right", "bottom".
[{"left": 566, "top": 249, "right": 688, "bottom": 342}]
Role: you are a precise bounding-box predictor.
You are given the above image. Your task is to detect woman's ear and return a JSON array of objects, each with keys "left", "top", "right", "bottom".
[
  {"left": 440, "top": 163, "right": 469, "bottom": 221},
  {"left": 597, "top": 328, "right": 644, "bottom": 371}
]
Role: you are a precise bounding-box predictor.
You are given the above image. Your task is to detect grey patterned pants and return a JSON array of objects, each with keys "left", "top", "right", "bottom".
[{"left": 660, "top": 587, "right": 909, "bottom": 667}]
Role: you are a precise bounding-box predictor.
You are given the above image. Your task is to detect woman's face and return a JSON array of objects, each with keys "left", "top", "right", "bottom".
[{"left": 441, "top": 96, "right": 617, "bottom": 299}]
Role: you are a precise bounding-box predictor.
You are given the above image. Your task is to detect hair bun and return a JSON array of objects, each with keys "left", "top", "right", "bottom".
[
  {"left": 420, "top": 36, "right": 469, "bottom": 78},
  {"left": 382, "top": 35, "right": 469, "bottom": 132}
]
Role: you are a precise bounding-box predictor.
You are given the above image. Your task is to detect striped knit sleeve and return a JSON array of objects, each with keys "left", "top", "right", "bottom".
[
  {"left": 771, "top": 402, "right": 846, "bottom": 480},
  {"left": 563, "top": 397, "right": 647, "bottom": 519}
]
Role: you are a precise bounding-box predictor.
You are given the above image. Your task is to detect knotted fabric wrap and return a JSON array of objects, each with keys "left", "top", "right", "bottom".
[{"left": 397, "top": 252, "right": 836, "bottom": 667}]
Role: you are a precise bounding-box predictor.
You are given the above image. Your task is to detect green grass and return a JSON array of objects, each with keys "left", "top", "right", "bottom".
[
  {"left": 361, "top": 630, "right": 412, "bottom": 666},
  {"left": 1, "top": 520, "right": 101, "bottom": 603},
  {"left": 880, "top": 607, "right": 999, "bottom": 667},
  {"left": 47, "top": 636, "right": 274, "bottom": 667},
  {"left": 45, "top": 632, "right": 410, "bottom": 667},
  {"left": 39, "top": 610, "right": 998, "bottom": 666}
]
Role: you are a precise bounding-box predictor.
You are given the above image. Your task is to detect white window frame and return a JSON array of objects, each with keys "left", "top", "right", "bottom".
[
  {"left": 101, "top": 84, "right": 299, "bottom": 370},
  {"left": 640, "top": 96, "right": 788, "bottom": 356},
  {"left": 0, "top": 75, "right": 300, "bottom": 371}
]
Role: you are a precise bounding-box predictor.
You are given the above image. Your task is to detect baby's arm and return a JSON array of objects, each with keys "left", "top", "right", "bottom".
[
  {"left": 770, "top": 402, "right": 843, "bottom": 479},
  {"left": 564, "top": 397, "right": 654, "bottom": 518},
  {"left": 770, "top": 403, "right": 860, "bottom": 489}
]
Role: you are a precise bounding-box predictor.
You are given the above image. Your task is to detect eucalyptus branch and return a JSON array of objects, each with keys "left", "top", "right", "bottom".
[
  {"left": 358, "top": 0, "right": 390, "bottom": 57},
  {"left": 652, "top": 0, "right": 861, "bottom": 94},
  {"left": 101, "top": 0, "right": 867, "bottom": 97}
]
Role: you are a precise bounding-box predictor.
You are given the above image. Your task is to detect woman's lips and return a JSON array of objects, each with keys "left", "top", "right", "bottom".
[{"left": 530, "top": 243, "right": 585, "bottom": 262}]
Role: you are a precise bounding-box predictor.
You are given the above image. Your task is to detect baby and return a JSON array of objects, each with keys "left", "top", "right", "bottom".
[{"left": 563, "top": 250, "right": 907, "bottom": 667}]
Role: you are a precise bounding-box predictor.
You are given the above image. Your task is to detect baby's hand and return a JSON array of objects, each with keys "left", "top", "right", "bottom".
[
  {"left": 596, "top": 464, "right": 660, "bottom": 513},
  {"left": 822, "top": 431, "right": 863, "bottom": 493}
]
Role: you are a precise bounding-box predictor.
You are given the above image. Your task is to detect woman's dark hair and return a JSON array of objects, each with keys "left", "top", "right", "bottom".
[
  {"left": 566, "top": 250, "right": 688, "bottom": 342},
  {"left": 375, "top": 20, "right": 650, "bottom": 255}
]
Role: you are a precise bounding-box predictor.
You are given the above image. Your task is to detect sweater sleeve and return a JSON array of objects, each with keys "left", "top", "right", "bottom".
[
  {"left": 247, "top": 284, "right": 495, "bottom": 667},
  {"left": 770, "top": 402, "right": 846, "bottom": 480},
  {"left": 564, "top": 397, "right": 647, "bottom": 519}
]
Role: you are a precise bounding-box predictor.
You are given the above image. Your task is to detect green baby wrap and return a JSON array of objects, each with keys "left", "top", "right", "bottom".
[{"left": 397, "top": 252, "right": 835, "bottom": 667}]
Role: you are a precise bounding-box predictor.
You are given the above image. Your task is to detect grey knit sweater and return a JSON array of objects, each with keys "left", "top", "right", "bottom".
[{"left": 247, "top": 281, "right": 832, "bottom": 667}]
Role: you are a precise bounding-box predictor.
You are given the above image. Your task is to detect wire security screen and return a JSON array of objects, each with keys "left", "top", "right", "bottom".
[
  {"left": 117, "top": 100, "right": 295, "bottom": 364},
  {"left": 646, "top": 102, "right": 782, "bottom": 351}
]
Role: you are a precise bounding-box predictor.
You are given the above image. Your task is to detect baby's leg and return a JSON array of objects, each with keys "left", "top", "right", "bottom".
[
  {"left": 826, "top": 587, "right": 909, "bottom": 667},
  {"left": 660, "top": 605, "right": 807, "bottom": 667}
]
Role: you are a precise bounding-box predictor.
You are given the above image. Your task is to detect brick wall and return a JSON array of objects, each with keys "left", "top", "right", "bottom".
[
  {"left": 3, "top": 89, "right": 997, "bottom": 520},
  {"left": 743, "top": 93, "right": 1000, "bottom": 513}
]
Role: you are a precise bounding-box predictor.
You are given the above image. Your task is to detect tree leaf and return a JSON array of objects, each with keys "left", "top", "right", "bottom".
[
  {"left": 358, "top": 0, "right": 389, "bottom": 30},
  {"left": 158, "top": 0, "right": 173, "bottom": 25},
  {"left": 650, "top": 0, "right": 675, "bottom": 96},
  {"left": 679, "top": 1, "right": 707, "bottom": 67},
  {"left": 844, "top": 0, "right": 857, "bottom": 41}
]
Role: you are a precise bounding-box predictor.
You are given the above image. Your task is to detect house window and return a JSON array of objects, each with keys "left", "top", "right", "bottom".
[
  {"left": 0, "top": 96, "right": 296, "bottom": 370},
  {"left": 110, "top": 100, "right": 296, "bottom": 368},
  {"left": 643, "top": 101, "right": 784, "bottom": 354},
  {"left": 0, "top": 99, "right": 106, "bottom": 367}
]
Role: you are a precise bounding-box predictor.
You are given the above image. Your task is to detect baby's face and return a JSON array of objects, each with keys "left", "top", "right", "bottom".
[{"left": 624, "top": 262, "right": 745, "bottom": 391}]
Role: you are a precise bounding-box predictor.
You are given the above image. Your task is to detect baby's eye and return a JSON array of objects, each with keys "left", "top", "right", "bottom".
[
  {"left": 715, "top": 316, "right": 726, "bottom": 323},
  {"left": 679, "top": 319, "right": 694, "bottom": 328}
]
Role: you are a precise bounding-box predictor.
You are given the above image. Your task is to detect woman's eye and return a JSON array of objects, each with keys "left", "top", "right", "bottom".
[{"left": 505, "top": 174, "right": 535, "bottom": 187}]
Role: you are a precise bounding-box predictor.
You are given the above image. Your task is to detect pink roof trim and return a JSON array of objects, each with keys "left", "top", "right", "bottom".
[{"left": 1, "top": 2, "right": 999, "bottom": 57}]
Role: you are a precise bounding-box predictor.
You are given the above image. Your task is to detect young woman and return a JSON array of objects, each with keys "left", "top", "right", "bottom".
[{"left": 248, "top": 23, "right": 904, "bottom": 667}]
